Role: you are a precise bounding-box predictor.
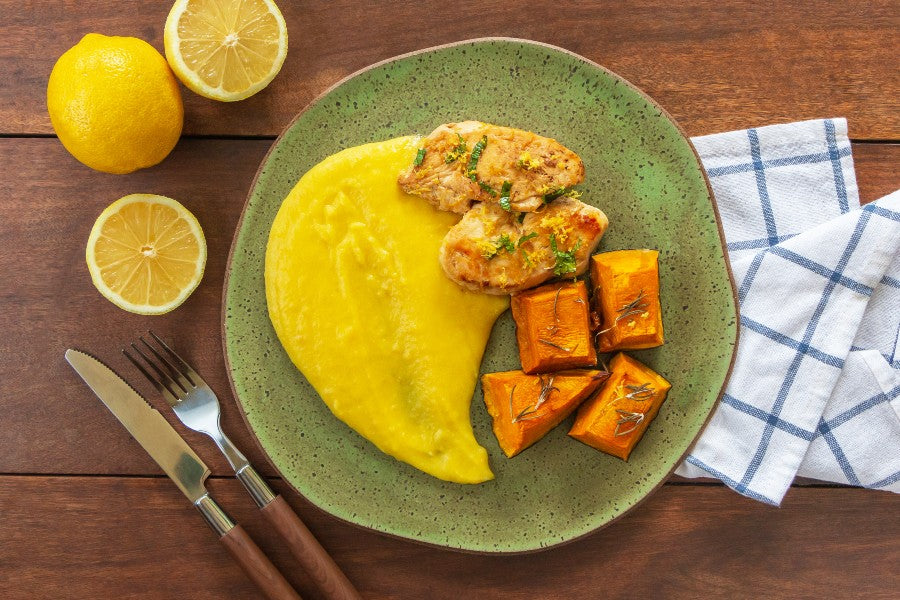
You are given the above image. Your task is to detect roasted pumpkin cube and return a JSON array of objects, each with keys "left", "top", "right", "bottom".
[
  {"left": 482, "top": 369, "right": 610, "bottom": 457},
  {"left": 591, "top": 250, "right": 664, "bottom": 352},
  {"left": 511, "top": 281, "right": 597, "bottom": 374},
  {"left": 568, "top": 353, "right": 670, "bottom": 460}
]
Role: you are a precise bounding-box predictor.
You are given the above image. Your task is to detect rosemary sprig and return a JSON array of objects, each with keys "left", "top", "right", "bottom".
[
  {"left": 514, "top": 405, "right": 541, "bottom": 422},
  {"left": 617, "top": 290, "right": 649, "bottom": 320},
  {"left": 538, "top": 338, "right": 576, "bottom": 352},
  {"left": 610, "top": 382, "right": 656, "bottom": 405},
  {"left": 534, "top": 375, "right": 558, "bottom": 411},
  {"left": 614, "top": 409, "right": 645, "bottom": 437},
  {"left": 510, "top": 376, "right": 559, "bottom": 423},
  {"left": 610, "top": 383, "right": 656, "bottom": 404},
  {"left": 623, "top": 383, "right": 655, "bottom": 401},
  {"left": 507, "top": 384, "right": 518, "bottom": 420},
  {"left": 544, "top": 286, "right": 564, "bottom": 336},
  {"left": 596, "top": 289, "right": 649, "bottom": 334},
  {"left": 413, "top": 147, "right": 427, "bottom": 166}
]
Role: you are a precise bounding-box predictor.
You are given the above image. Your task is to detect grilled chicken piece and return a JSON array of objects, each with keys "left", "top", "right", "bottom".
[
  {"left": 398, "top": 121, "right": 585, "bottom": 214},
  {"left": 439, "top": 198, "right": 609, "bottom": 295}
]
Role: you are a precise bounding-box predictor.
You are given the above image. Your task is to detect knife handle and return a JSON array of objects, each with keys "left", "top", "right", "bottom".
[
  {"left": 197, "top": 495, "right": 302, "bottom": 600},
  {"left": 261, "top": 495, "right": 362, "bottom": 600}
]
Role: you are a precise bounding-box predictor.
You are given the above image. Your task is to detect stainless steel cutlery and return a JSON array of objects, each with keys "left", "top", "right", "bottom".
[{"left": 67, "top": 335, "right": 362, "bottom": 600}]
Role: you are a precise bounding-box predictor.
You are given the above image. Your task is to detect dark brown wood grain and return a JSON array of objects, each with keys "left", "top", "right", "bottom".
[
  {"left": 0, "top": 476, "right": 897, "bottom": 599},
  {"left": 1, "top": 138, "right": 895, "bottom": 478},
  {"left": 0, "top": 137, "right": 274, "bottom": 477},
  {"left": 2, "top": 1, "right": 897, "bottom": 138},
  {"left": 854, "top": 143, "right": 900, "bottom": 204},
  {"left": 1, "top": 4, "right": 899, "bottom": 597}
]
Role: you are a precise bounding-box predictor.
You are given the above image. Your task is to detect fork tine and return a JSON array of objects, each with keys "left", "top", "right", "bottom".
[
  {"left": 130, "top": 341, "right": 187, "bottom": 401},
  {"left": 149, "top": 330, "right": 204, "bottom": 386},
  {"left": 139, "top": 335, "right": 194, "bottom": 390},
  {"left": 123, "top": 348, "right": 180, "bottom": 406}
]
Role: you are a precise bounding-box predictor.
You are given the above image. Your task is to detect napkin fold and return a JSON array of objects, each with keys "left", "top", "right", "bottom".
[{"left": 674, "top": 118, "right": 900, "bottom": 505}]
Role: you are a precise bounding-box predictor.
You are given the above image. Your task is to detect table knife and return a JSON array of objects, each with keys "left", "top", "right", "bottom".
[{"left": 65, "top": 349, "right": 302, "bottom": 600}]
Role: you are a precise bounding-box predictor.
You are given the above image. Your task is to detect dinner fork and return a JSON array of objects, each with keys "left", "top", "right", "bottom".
[{"left": 125, "top": 331, "right": 362, "bottom": 600}]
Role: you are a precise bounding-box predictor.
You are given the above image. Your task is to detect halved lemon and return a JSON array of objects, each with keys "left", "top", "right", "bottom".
[
  {"left": 86, "top": 194, "right": 206, "bottom": 315},
  {"left": 164, "top": 0, "right": 288, "bottom": 102}
]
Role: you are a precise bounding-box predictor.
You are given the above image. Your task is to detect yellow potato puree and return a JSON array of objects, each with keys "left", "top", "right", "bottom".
[{"left": 265, "top": 136, "right": 508, "bottom": 483}]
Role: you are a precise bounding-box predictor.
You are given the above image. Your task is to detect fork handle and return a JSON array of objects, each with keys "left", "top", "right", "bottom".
[
  {"left": 220, "top": 524, "right": 303, "bottom": 600},
  {"left": 262, "top": 495, "right": 362, "bottom": 600}
]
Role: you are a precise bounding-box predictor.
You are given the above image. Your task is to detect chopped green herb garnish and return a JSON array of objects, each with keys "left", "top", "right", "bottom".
[
  {"left": 413, "top": 148, "right": 427, "bottom": 166},
  {"left": 483, "top": 233, "right": 516, "bottom": 260},
  {"left": 499, "top": 181, "right": 512, "bottom": 211},
  {"left": 445, "top": 134, "right": 467, "bottom": 163},
  {"left": 519, "top": 247, "right": 533, "bottom": 267},
  {"left": 549, "top": 233, "right": 582, "bottom": 276},
  {"left": 466, "top": 135, "right": 488, "bottom": 181},
  {"left": 482, "top": 245, "right": 500, "bottom": 260},
  {"left": 517, "top": 232, "right": 538, "bottom": 247},
  {"left": 497, "top": 233, "right": 516, "bottom": 253},
  {"left": 543, "top": 187, "right": 582, "bottom": 203},
  {"left": 543, "top": 187, "right": 565, "bottom": 203},
  {"left": 478, "top": 180, "right": 497, "bottom": 196},
  {"left": 517, "top": 212, "right": 526, "bottom": 224},
  {"left": 517, "top": 232, "right": 538, "bottom": 266}
]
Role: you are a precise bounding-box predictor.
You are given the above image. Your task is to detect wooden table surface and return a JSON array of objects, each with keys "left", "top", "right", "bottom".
[{"left": 2, "top": 1, "right": 898, "bottom": 598}]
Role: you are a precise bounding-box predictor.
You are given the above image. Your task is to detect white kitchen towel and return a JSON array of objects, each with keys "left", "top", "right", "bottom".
[{"left": 674, "top": 118, "right": 900, "bottom": 505}]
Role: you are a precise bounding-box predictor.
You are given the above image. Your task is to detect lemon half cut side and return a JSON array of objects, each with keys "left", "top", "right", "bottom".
[
  {"left": 164, "top": 0, "right": 288, "bottom": 102},
  {"left": 86, "top": 194, "right": 206, "bottom": 315}
]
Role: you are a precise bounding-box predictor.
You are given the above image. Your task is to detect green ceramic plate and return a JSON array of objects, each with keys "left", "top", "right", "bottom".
[{"left": 223, "top": 38, "right": 738, "bottom": 553}]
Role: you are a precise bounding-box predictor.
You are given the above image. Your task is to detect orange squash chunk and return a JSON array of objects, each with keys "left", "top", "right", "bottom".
[
  {"left": 568, "top": 353, "right": 671, "bottom": 460},
  {"left": 591, "top": 250, "right": 664, "bottom": 352},
  {"left": 482, "top": 369, "right": 610, "bottom": 457},
  {"left": 511, "top": 281, "right": 597, "bottom": 374}
]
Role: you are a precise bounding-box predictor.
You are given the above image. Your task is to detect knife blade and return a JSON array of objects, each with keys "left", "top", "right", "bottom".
[
  {"left": 64, "top": 348, "right": 302, "bottom": 600},
  {"left": 65, "top": 348, "right": 210, "bottom": 503}
]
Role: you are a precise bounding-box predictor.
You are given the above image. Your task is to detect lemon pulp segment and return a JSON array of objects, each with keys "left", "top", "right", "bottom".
[
  {"left": 87, "top": 194, "right": 206, "bottom": 314},
  {"left": 265, "top": 137, "right": 508, "bottom": 483},
  {"left": 164, "top": 0, "right": 288, "bottom": 101}
]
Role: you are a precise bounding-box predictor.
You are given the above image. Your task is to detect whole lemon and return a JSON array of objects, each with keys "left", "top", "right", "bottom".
[{"left": 47, "top": 34, "right": 183, "bottom": 174}]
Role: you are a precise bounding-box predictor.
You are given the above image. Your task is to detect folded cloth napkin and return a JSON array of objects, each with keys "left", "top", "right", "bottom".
[{"left": 674, "top": 118, "right": 900, "bottom": 505}]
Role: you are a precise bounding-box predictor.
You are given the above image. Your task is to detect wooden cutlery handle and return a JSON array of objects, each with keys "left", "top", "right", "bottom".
[
  {"left": 262, "top": 495, "right": 362, "bottom": 600},
  {"left": 221, "top": 524, "right": 303, "bottom": 600}
]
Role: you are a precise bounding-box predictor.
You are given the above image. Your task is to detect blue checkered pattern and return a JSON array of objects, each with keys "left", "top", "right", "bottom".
[{"left": 675, "top": 119, "right": 900, "bottom": 504}]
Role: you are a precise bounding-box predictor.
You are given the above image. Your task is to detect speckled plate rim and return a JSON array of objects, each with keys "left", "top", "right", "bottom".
[{"left": 221, "top": 37, "right": 740, "bottom": 554}]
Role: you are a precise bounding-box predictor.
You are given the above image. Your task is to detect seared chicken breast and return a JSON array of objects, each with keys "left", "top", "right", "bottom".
[
  {"left": 440, "top": 198, "right": 609, "bottom": 294},
  {"left": 398, "top": 121, "right": 585, "bottom": 214}
]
